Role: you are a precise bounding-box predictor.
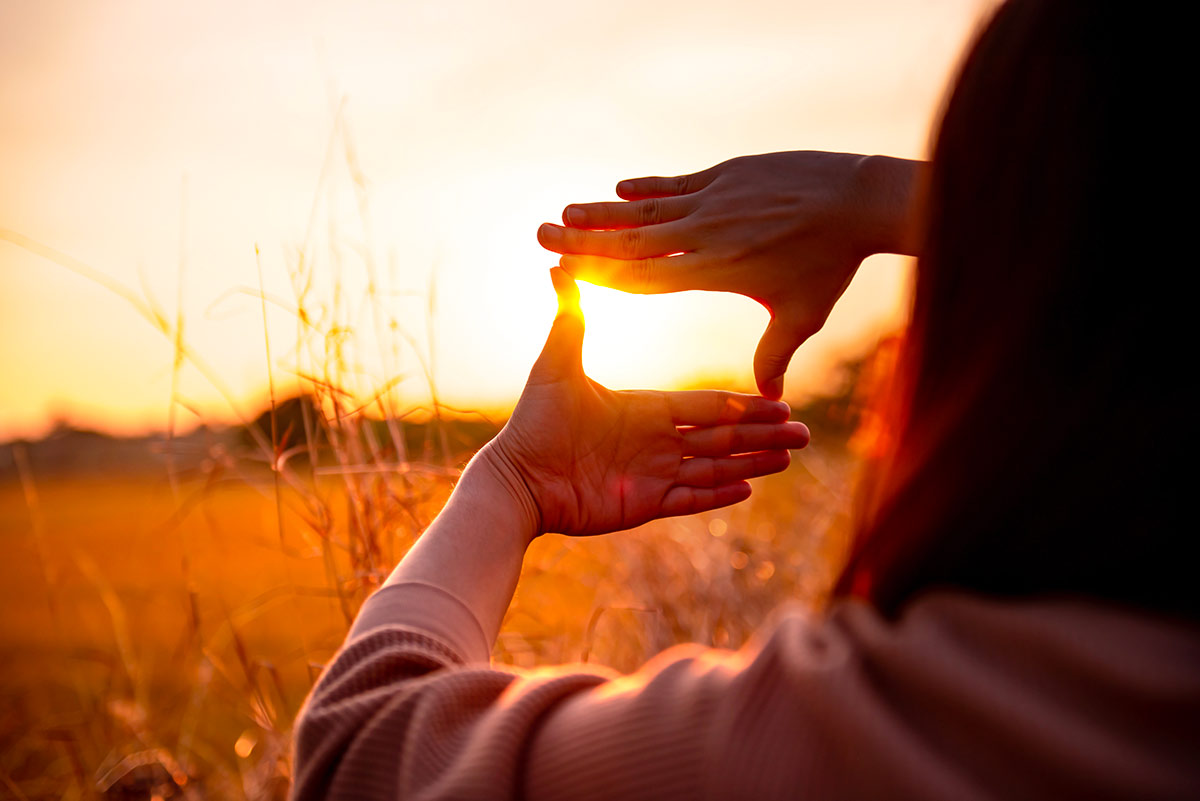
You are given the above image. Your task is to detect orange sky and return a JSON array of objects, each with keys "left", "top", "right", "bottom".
[{"left": 0, "top": 0, "right": 991, "bottom": 439}]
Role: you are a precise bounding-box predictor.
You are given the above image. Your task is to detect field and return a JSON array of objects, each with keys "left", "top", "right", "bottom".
[
  {"left": 0, "top": 105, "right": 892, "bottom": 797},
  {"left": 0, "top": 385, "right": 871, "bottom": 799}
]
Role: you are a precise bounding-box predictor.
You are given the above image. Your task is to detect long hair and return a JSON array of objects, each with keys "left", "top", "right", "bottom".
[{"left": 837, "top": 0, "right": 1196, "bottom": 620}]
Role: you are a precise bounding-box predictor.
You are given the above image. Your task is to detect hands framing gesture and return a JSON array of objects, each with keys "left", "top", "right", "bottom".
[{"left": 475, "top": 149, "right": 919, "bottom": 537}]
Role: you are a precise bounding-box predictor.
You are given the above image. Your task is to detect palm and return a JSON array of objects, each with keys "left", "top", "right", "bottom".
[
  {"left": 506, "top": 380, "right": 683, "bottom": 535},
  {"left": 492, "top": 270, "right": 810, "bottom": 537}
]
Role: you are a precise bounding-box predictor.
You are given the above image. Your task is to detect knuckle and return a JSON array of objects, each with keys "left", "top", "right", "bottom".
[
  {"left": 761, "top": 351, "right": 790, "bottom": 371},
  {"left": 629, "top": 258, "right": 654, "bottom": 291},
  {"left": 630, "top": 256, "right": 663, "bottom": 292},
  {"left": 637, "top": 198, "right": 662, "bottom": 226},
  {"left": 759, "top": 362, "right": 789, "bottom": 383},
  {"left": 673, "top": 175, "right": 690, "bottom": 195},
  {"left": 618, "top": 227, "right": 644, "bottom": 259}
]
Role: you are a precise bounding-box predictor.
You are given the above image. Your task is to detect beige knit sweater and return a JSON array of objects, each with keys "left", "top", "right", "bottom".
[{"left": 291, "top": 583, "right": 1200, "bottom": 800}]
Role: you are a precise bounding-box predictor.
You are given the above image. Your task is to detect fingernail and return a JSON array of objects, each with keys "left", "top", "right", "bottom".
[
  {"left": 764, "top": 377, "right": 784, "bottom": 401},
  {"left": 616, "top": 180, "right": 634, "bottom": 195},
  {"left": 539, "top": 223, "right": 561, "bottom": 243},
  {"left": 564, "top": 206, "right": 585, "bottom": 226}
]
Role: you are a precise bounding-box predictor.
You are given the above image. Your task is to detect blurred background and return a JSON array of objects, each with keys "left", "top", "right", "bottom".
[
  {"left": 0, "top": 0, "right": 989, "bottom": 437},
  {"left": 1, "top": 1, "right": 990, "bottom": 797}
]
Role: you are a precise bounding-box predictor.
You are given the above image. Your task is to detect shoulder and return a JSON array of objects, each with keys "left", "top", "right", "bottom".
[
  {"left": 820, "top": 591, "right": 1200, "bottom": 697},
  {"left": 739, "top": 592, "right": 1200, "bottom": 801}
]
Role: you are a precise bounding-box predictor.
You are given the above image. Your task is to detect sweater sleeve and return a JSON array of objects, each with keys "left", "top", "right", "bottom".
[{"left": 291, "top": 586, "right": 1200, "bottom": 801}]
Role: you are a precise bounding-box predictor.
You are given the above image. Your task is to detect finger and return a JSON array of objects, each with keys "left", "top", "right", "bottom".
[
  {"left": 661, "top": 482, "right": 751, "bottom": 517},
  {"left": 529, "top": 267, "right": 584, "bottom": 380},
  {"left": 666, "top": 391, "right": 790, "bottom": 426},
  {"left": 538, "top": 221, "right": 689, "bottom": 261},
  {"left": 677, "top": 450, "right": 791, "bottom": 487},
  {"left": 754, "top": 316, "right": 816, "bottom": 400},
  {"left": 560, "top": 196, "right": 694, "bottom": 230},
  {"left": 558, "top": 253, "right": 702, "bottom": 294},
  {"left": 681, "top": 421, "right": 811, "bottom": 457},
  {"left": 615, "top": 168, "right": 717, "bottom": 200}
]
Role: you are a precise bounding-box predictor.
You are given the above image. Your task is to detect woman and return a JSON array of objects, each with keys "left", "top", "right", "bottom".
[{"left": 292, "top": 1, "right": 1200, "bottom": 798}]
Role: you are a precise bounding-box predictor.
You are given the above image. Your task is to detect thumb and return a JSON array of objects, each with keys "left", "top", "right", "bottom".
[
  {"left": 530, "top": 267, "right": 585, "bottom": 380},
  {"left": 754, "top": 314, "right": 810, "bottom": 400}
]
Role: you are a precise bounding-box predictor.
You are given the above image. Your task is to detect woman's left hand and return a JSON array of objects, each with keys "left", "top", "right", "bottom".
[{"left": 480, "top": 268, "right": 811, "bottom": 541}]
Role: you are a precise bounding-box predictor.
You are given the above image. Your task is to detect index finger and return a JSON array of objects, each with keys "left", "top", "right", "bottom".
[
  {"left": 563, "top": 195, "right": 694, "bottom": 230},
  {"left": 559, "top": 253, "right": 703, "bottom": 294},
  {"left": 666, "top": 391, "right": 791, "bottom": 426},
  {"left": 616, "top": 167, "right": 718, "bottom": 200}
]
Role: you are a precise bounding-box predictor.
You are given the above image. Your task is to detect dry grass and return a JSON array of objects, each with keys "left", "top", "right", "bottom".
[
  {"left": 0, "top": 105, "right": 878, "bottom": 799},
  {"left": 0, "top": 418, "right": 862, "bottom": 800}
]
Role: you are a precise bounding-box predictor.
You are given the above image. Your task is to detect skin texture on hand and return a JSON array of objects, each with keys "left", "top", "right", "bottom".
[
  {"left": 484, "top": 267, "right": 811, "bottom": 540},
  {"left": 537, "top": 151, "right": 922, "bottom": 399}
]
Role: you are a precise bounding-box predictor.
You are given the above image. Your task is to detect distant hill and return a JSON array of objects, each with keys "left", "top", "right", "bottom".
[
  {"left": 239, "top": 395, "right": 503, "bottom": 467},
  {"left": 0, "top": 424, "right": 236, "bottom": 480},
  {"left": 0, "top": 404, "right": 503, "bottom": 482},
  {"left": 2, "top": 340, "right": 893, "bottom": 483}
]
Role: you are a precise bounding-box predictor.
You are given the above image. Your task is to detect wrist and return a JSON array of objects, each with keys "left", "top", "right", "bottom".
[
  {"left": 458, "top": 438, "right": 542, "bottom": 545},
  {"left": 854, "top": 155, "right": 924, "bottom": 257}
]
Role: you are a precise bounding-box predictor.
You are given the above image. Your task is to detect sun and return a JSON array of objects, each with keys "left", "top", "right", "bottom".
[
  {"left": 574, "top": 281, "right": 681, "bottom": 389},
  {"left": 573, "top": 281, "right": 765, "bottom": 393}
]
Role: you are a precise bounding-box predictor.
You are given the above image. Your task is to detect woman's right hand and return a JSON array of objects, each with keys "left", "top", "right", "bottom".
[{"left": 537, "top": 151, "right": 922, "bottom": 399}]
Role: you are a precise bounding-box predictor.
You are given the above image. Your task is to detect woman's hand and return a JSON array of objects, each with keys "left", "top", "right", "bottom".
[
  {"left": 480, "top": 268, "right": 810, "bottom": 541},
  {"left": 536, "top": 152, "right": 922, "bottom": 399}
]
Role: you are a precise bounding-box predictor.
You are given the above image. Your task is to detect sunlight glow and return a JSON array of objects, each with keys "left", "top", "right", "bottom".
[{"left": 0, "top": 0, "right": 985, "bottom": 438}]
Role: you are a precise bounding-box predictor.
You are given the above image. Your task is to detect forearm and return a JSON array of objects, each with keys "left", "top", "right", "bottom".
[
  {"left": 382, "top": 440, "right": 538, "bottom": 650},
  {"left": 854, "top": 155, "right": 926, "bottom": 257}
]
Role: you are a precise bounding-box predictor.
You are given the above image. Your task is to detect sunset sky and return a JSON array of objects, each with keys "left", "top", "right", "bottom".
[{"left": 0, "top": 0, "right": 991, "bottom": 439}]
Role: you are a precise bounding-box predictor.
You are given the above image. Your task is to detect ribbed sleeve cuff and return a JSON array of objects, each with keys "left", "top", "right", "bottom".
[{"left": 347, "top": 581, "right": 492, "bottom": 665}]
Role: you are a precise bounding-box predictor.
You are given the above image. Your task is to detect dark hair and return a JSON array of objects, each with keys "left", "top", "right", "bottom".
[{"left": 837, "top": 0, "right": 1196, "bottom": 620}]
